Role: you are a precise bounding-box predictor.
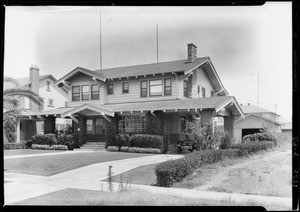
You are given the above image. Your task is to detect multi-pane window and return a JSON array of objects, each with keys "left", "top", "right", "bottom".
[
  {"left": 122, "top": 82, "right": 129, "bottom": 93},
  {"left": 183, "top": 75, "right": 192, "bottom": 97},
  {"left": 86, "top": 118, "right": 104, "bottom": 134},
  {"left": 38, "top": 98, "right": 44, "bottom": 111},
  {"left": 180, "top": 116, "right": 187, "bottom": 133},
  {"left": 211, "top": 91, "right": 214, "bottom": 97},
  {"left": 149, "top": 79, "right": 163, "bottom": 96},
  {"left": 72, "top": 86, "right": 80, "bottom": 101},
  {"left": 164, "top": 78, "right": 171, "bottom": 95},
  {"left": 82, "top": 85, "right": 90, "bottom": 100},
  {"left": 47, "top": 81, "right": 51, "bottom": 91},
  {"left": 107, "top": 83, "right": 114, "bottom": 94},
  {"left": 184, "top": 81, "right": 188, "bottom": 97},
  {"left": 141, "top": 81, "right": 147, "bottom": 97},
  {"left": 118, "top": 115, "right": 146, "bottom": 133},
  {"left": 202, "top": 87, "right": 206, "bottom": 97},
  {"left": 48, "top": 99, "right": 54, "bottom": 107},
  {"left": 91, "top": 84, "right": 99, "bottom": 100}
]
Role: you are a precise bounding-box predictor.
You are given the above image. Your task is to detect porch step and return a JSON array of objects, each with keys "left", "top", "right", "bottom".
[{"left": 73, "top": 142, "right": 106, "bottom": 151}]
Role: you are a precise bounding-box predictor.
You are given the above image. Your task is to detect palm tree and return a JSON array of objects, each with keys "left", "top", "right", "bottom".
[{"left": 3, "top": 77, "right": 43, "bottom": 142}]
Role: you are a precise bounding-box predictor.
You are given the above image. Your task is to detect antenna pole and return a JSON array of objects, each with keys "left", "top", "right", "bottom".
[
  {"left": 156, "top": 23, "right": 159, "bottom": 63},
  {"left": 100, "top": 11, "right": 102, "bottom": 70}
]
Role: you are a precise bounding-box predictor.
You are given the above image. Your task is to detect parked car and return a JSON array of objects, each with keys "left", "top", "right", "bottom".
[{"left": 177, "top": 139, "right": 198, "bottom": 153}]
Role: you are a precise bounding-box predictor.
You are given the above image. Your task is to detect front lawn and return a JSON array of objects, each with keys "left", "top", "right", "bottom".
[
  {"left": 4, "top": 149, "right": 63, "bottom": 157},
  {"left": 4, "top": 151, "right": 152, "bottom": 176}
]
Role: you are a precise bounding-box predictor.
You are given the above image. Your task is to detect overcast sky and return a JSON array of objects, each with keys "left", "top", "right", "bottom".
[{"left": 4, "top": 2, "right": 292, "bottom": 121}]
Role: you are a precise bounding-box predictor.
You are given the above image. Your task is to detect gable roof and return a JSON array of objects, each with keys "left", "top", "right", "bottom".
[
  {"left": 95, "top": 57, "right": 209, "bottom": 79},
  {"left": 240, "top": 104, "right": 278, "bottom": 115},
  {"left": 235, "top": 113, "right": 281, "bottom": 125},
  {"left": 16, "top": 75, "right": 56, "bottom": 87}
]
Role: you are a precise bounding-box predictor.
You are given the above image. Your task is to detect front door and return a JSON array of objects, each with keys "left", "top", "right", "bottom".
[{"left": 86, "top": 117, "right": 106, "bottom": 142}]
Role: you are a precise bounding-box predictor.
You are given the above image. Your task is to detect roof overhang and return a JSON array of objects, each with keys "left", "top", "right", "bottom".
[
  {"left": 61, "top": 103, "right": 114, "bottom": 118},
  {"left": 235, "top": 113, "right": 281, "bottom": 125},
  {"left": 55, "top": 67, "right": 106, "bottom": 87},
  {"left": 214, "top": 96, "right": 244, "bottom": 118}
]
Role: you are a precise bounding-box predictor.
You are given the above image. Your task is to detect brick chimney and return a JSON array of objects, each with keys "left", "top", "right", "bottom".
[
  {"left": 29, "top": 64, "right": 39, "bottom": 112},
  {"left": 187, "top": 43, "right": 197, "bottom": 63}
]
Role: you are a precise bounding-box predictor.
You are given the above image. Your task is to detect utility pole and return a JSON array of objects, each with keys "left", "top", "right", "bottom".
[
  {"left": 100, "top": 11, "right": 102, "bottom": 70},
  {"left": 257, "top": 72, "right": 259, "bottom": 112},
  {"left": 156, "top": 23, "right": 159, "bottom": 63}
]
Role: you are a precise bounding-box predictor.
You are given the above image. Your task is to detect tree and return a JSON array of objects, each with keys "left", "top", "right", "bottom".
[{"left": 3, "top": 77, "right": 43, "bottom": 142}]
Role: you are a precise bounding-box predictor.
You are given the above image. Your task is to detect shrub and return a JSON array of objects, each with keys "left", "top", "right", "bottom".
[
  {"left": 162, "top": 135, "right": 170, "bottom": 154},
  {"left": 31, "top": 144, "right": 50, "bottom": 150},
  {"left": 107, "top": 146, "right": 119, "bottom": 152},
  {"left": 219, "top": 131, "right": 234, "bottom": 149},
  {"left": 127, "top": 147, "right": 161, "bottom": 154},
  {"left": 155, "top": 148, "right": 246, "bottom": 187},
  {"left": 3, "top": 142, "right": 26, "bottom": 150},
  {"left": 31, "top": 134, "right": 58, "bottom": 146},
  {"left": 242, "top": 132, "right": 278, "bottom": 144},
  {"left": 129, "top": 134, "right": 163, "bottom": 149},
  {"left": 230, "top": 140, "right": 274, "bottom": 155},
  {"left": 49, "top": 145, "right": 68, "bottom": 150},
  {"left": 120, "top": 146, "right": 130, "bottom": 152},
  {"left": 116, "top": 134, "right": 131, "bottom": 148},
  {"left": 24, "top": 139, "right": 33, "bottom": 148},
  {"left": 57, "top": 133, "right": 76, "bottom": 150}
]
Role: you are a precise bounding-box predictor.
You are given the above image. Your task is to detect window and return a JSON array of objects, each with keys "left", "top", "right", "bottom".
[
  {"left": 64, "top": 101, "right": 68, "bottom": 107},
  {"left": 47, "top": 81, "right": 51, "bottom": 91},
  {"left": 38, "top": 98, "right": 44, "bottom": 111},
  {"left": 86, "top": 118, "right": 104, "bottom": 134},
  {"left": 48, "top": 99, "right": 54, "bottom": 107},
  {"left": 183, "top": 75, "right": 192, "bottom": 97},
  {"left": 149, "top": 79, "right": 162, "bottom": 96},
  {"left": 91, "top": 84, "right": 99, "bottom": 100},
  {"left": 72, "top": 86, "right": 80, "bottom": 101},
  {"left": 180, "top": 116, "right": 187, "bottom": 133},
  {"left": 118, "top": 115, "right": 146, "bottom": 133},
  {"left": 141, "top": 80, "right": 147, "bottom": 97},
  {"left": 164, "top": 78, "right": 171, "bottom": 95},
  {"left": 211, "top": 91, "right": 214, "bottom": 97},
  {"left": 198, "top": 86, "right": 200, "bottom": 96},
  {"left": 122, "top": 82, "right": 129, "bottom": 93},
  {"left": 107, "top": 83, "right": 114, "bottom": 94},
  {"left": 81, "top": 85, "right": 90, "bottom": 100},
  {"left": 202, "top": 87, "right": 206, "bottom": 97},
  {"left": 20, "top": 123, "right": 23, "bottom": 130}
]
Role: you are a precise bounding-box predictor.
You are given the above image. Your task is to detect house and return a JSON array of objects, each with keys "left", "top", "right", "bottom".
[
  {"left": 5, "top": 65, "right": 71, "bottom": 142},
  {"left": 278, "top": 117, "right": 292, "bottom": 142},
  {"left": 233, "top": 103, "right": 282, "bottom": 142},
  {"left": 36, "top": 43, "right": 244, "bottom": 149}
]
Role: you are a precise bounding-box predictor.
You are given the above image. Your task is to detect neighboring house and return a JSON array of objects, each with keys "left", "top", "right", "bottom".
[
  {"left": 5, "top": 65, "right": 71, "bottom": 142},
  {"left": 278, "top": 117, "right": 292, "bottom": 142},
  {"left": 233, "top": 103, "right": 282, "bottom": 142},
  {"left": 36, "top": 43, "right": 244, "bottom": 149}
]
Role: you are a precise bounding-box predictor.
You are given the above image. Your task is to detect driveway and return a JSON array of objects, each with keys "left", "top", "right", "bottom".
[{"left": 4, "top": 150, "right": 183, "bottom": 204}]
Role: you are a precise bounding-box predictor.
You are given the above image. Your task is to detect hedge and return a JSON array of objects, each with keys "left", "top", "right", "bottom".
[
  {"left": 107, "top": 146, "right": 119, "bottom": 152},
  {"left": 31, "top": 144, "right": 68, "bottom": 150},
  {"left": 3, "top": 142, "right": 26, "bottom": 150},
  {"left": 129, "top": 134, "right": 163, "bottom": 149},
  {"left": 155, "top": 141, "right": 275, "bottom": 187},
  {"left": 107, "top": 146, "right": 162, "bottom": 154},
  {"left": 242, "top": 132, "right": 278, "bottom": 144},
  {"left": 56, "top": 134, "right": 76, "bottom": 150},
  {"left": 31, "top": 134, "right": 58, "bottom": 146}
]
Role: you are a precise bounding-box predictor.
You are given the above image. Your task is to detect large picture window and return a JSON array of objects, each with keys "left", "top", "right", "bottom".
[
  {"left": 91, "top": 84, "right": 99, "bottom": 100},
  {"left": 118, "top": 115, "right": 146, "bottom": 133},
  {"left": 82, "top": 85, "right": 90, "bottom": 100},
  {"left": 164, "top": 78, "right": 171, "bottom": 95},
  {"left": 141, "top": 81, "right": 147, "bottom": 97},
  {"left": 72, "top": 86, "right": 80, "bottom": 101},
  {"left": 149, "top": 79, "right": 162, "bottom": 96}
]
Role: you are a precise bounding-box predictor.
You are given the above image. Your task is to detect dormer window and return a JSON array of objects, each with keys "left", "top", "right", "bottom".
[
  {"left": 107, "top": 83, "right": 114, "bottom": 95},
  {"left": 91, "top": 84, "right": 99, "bottom": 100},
  {"left": 202, "top": 87, "right": 206, "bottom": 97},
  {"left": 47, "top": 81, "right": 51, "bottom": 91},
  {"left": 82, "top": 85, "right": 90, "bottom": 100}
]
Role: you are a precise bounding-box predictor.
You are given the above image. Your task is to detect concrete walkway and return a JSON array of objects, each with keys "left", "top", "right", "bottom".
[{"left": 4, "top": 153, "right": 292, "bottom": 210}]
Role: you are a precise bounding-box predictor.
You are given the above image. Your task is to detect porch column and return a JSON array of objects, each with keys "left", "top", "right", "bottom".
[
  {"left": 44, "top": 116, "right": 56, "bottom": 134},
  {"left": 224, "top": 116, "right": 234, "bottom": 137},
  {"left": 16, "top": 119, "right": 20, "bottom": 143}
]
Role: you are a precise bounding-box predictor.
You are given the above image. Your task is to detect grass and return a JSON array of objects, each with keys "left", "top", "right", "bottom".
[
  {"left": 4, "top": 149, "right": 63, "bottom": 157},
  {"left": 10, "top": 187, "right": 237, "bottom": 206},
  {"left": 4, "top": 151, "right": 152, "bottom": 176},
  {"left": 103, "top": 163, "right": 158, "bottom": 186}
]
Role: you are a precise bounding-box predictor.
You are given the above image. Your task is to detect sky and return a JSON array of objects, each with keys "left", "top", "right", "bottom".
[{"left": 4, "top": 3, "right": 292, "bottom": 121}]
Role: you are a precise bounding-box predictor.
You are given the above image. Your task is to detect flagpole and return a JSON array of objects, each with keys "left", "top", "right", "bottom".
[
  {"left": 100, "top": 11, "right": 102, "bottom": 70},
  {"left": 156, "top": 23, "right": 159, "bottom": 63}
]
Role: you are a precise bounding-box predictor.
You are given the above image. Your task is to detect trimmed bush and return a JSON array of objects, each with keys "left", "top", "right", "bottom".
[
  {"left": 219, "top": 131, "right": 234, "bottom": 149},
  {"left": 49, "top": 145, "right": 68, "bottom": 150},
  {"left": 230, "top": 140, "right": 274, "bottom": 155},
  {"left": 127, "top": 147, "right": 161, "bottom": 154},
  {"left": 3, "top": 142, "right": 26, "bottom": 150},
  {"left": 31, "top": 134, "right": 58, "bottom": 146},
  {"left": 242, "top": 132, "right": 278, "bottom": 144},
  {"left": 57, "top": 134, "right": 76, "bottom": 150},
  {"left": 31, "top": 144, "right": 51, "bottom": 150},
  {"left": 31, "top": 144, "right": 68, "bottom": 150},
  {"left": 120, "top": 146, "right": 130, "bottom": 152},
  {"left": 107, "top": 146, "right": 119, "bottom": 152},
  {"left": 162, "top": 135, "right": 170, "bottom": 154},
  {"left": 129, "top": 134, "right": 163, "bottom": 149},
  {"left": 116, "top": 133, "right": 131, "bottom": 148}
]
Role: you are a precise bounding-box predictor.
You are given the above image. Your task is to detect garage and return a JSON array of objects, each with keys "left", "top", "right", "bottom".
[{"left": 242, "top": 128, "right": 261, "bottom": 138}]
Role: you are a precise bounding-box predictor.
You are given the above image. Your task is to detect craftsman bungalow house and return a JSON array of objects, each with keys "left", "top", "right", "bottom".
[{"left": 37, "top": 43, "right": 244, "bottom": 150}]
